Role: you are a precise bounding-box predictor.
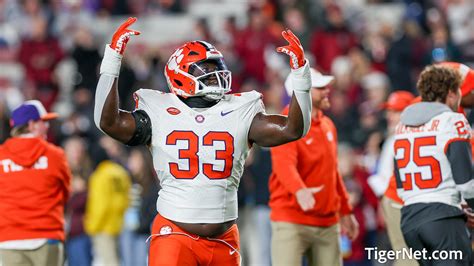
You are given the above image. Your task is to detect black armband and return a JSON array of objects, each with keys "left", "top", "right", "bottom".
[{"left": 126, "top": 110, "right": 152, "bottom": 146}]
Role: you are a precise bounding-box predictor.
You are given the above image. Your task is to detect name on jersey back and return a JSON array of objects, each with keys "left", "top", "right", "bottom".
[{"left": 395, "top": 120, "right": 440, "bottom": 135}]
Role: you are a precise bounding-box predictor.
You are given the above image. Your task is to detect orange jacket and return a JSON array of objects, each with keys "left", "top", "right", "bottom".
[
  {"left": 269, "top": 110, "right": 352, "bottom": 227},
  {"left": 0, "top": 137, "right": 71, "bottom": 242}
]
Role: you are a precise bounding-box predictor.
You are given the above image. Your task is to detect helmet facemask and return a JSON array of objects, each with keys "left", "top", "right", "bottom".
[{"left": 189, "top": 59, "right": 232, "bottom": 101}]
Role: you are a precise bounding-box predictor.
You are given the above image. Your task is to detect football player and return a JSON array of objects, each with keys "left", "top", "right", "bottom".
[
  {"left": 394, "top": 65, "right": 474, "bottom": 266},
  {"left": 94, "top": 17, "right": 313, "bottom": 266}
]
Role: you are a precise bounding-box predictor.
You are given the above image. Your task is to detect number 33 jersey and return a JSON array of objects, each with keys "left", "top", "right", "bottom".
[
  {"left": 134, "top": 89, "right": 264, "bottom": 223},
  {"left": 394, "top": 109, "right": 471, "bottom": 208}
]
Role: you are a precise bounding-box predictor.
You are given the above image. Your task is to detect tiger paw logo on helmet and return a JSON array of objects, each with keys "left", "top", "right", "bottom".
[
  {"left": 167, "top": 48, "right": 184, "bottom": 72},
  {"left": 164, "top": 41, "right": 231, "bottom": 100}
]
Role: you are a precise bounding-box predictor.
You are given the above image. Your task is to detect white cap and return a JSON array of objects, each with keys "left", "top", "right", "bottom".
[{"left": 284, "top": 68, "right": 334, "bottom": 95}]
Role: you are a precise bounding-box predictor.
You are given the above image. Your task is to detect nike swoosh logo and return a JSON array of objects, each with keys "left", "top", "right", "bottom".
[
  {"left": 305, "top": 138, "right": 313, "bottom": 145},
  {"left": 229, "top": 250, "right": 236, "bottom": 255},
  {"left": 221, "top": 110, "right": 234, "bottom": 116}
]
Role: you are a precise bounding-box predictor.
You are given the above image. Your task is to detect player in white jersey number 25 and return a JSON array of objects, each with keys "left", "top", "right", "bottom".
[
  {"left": 94, "top": 17, "right": 313, "bottom": 266},
  {"left": 394, "top": 65, "right": 474, "bottom": 266}
]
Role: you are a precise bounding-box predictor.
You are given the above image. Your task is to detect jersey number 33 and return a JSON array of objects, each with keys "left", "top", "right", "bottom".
[{"left": 166, "top": 130, "right": 234, "bottom": 180}]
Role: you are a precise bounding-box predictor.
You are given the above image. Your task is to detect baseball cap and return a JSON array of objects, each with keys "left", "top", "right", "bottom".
[
  {"left": 10, "top": 100, "right": 58, "bottom": 128},
  {"left": 381, "top": 91, "right": 415, "bottom": 111},
  {"left": 438, "top": 62, "right": 474, "bottom": 96},
  {"left": 285, "top": 68, "right": 334, "bottom": 95}
]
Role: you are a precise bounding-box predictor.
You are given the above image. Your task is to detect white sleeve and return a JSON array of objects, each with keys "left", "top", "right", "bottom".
[
  {"left": 93, "top": 45, "right": 123, "bottom": 132},
  {"left": 288, "top": 61, "right": 312, "bottom": 136},
  {"left": 93, "top": 75, "right": 115, "bottom": 131},
  {"left": 368, "top": 136, "right": 395, "bottom": 197}
]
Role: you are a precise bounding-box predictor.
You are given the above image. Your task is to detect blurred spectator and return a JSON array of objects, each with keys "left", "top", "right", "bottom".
[
  {"left": 64, "top": 137, "right": 93, "bottom": 266},
  {"left": 361, "top": 71, "right": 389, "bottom": 110},
  {"left": 0, "top": 100, "right": 71, "bottom": 266},
  {"left": 147, "top": 0, "right": 184, "bottom": 14},
  {"left": 17, "top": 14, "right": 64, "bottom": 110},
  {"left": 0, "top": 0, "right": 20, "bottom": 22},
  {"left": 310, "top": 3, "right": 358, "bottom": 73},
  {"left": 338, "top": 143, "right": 378, "bottom": 266},
  {"left": 367, "top": 91, "right": 417, "bottom": 266},
  {"left": 99, "top": 0, "right": 130, "bottom": 15},
  {"left": 446, "top": 1, "right": 474, "bottom": 48},
  {"left": 65, "top": 176, "right": 92, "bottom": 266},
  {"left": 348, "top": 72, "right": 388, "bottom": 147},
  {"left": 63, "top": 135, "right": 93, "bottom": 183},
  {"left": 327, "top": 89, "right": 360, "bottom": 145},
  {"left": 12, "top": 0, "right": 51, "bottom": 39},
  {"left": 71, "top": 26, "right": 101, "bottom": 91},
  {"left": 51, "top": 0, "right": 95, "bottom": 51},
  {"left": 56, "top": 85, "right": 102, "bottom": 144},
  {"left": 0, "top": 76, "right": 24, "bottom": 142},
  {"left": 120, "top": 147, "right": 158, "bottom": 266},
  {"left": 349, "top": 47, "right": 372, "bottom": 87},
  {"left": 84, "top": 136, "right": 131, "bottom": 266},
  {"left": 282, "top": 8, "right": 311, "bottom": 49},
  {"left": 235, "top": 7, "right": 278, "bottom": 85},
  {"left": 269, "top": 69, "right": 358, "bottom": 266},
  {"left": 343, "top": 178, "right": 369, "bottom": 266},
  {"left": 423, "top": 25, "right": 462, "bottom": 64},
  {"left": 190, "top": 18, "right": 214, "bottom": 43},
  {"left": 0, "top": 0, "right": 20, "bottom": 62},
  {"left": 386, "top": 19, "right": 427, "bottom": 93},
  {"left": 242, "top": 145, "right": 273, "bottom": 266}
]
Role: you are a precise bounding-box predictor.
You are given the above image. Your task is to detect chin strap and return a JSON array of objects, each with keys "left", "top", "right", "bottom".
[
  {"left": 180, "top": 95, "right": 219, "bottom": 108},
  {"left": 289, "top": 60, "right": 312, "bottom": 136}
]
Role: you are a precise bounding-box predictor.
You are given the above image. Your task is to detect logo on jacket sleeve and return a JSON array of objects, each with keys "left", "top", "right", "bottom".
[
  {"left": 160, "top": 225, "right": 172, "bottom": 235},
  {"left": 327, "top": 132, "right": 334, "bottom": 142},
  {"left": 167, "top": 107, "right": 181, "bottom": 115}
]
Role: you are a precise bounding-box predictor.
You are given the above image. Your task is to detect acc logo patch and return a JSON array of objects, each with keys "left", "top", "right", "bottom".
[
  {"left": 160, "top": 225, "right": 172, "bottom": 235},
  {"left": 195, "top": 115, "right": 205, "bottom": 123},
  {"left": 327, "top": 132, "right": 334, "bottom": 142},
  {"left": 167, "top": 107, "right": 181, "bottom": 115}
]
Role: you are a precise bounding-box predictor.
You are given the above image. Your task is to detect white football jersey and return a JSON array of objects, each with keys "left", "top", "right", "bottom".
[
  {"left": 134, "top": 89, "right": 264, "bottom": 223},
  {"left": 394, "top": 111, "right": 471, "bottom": 208}
]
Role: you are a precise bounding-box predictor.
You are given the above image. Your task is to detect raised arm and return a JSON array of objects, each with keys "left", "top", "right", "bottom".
[
  {"left": 94, "top": 17, "right": 141, "bottom": 144},
  {"left": 249, "top": 30, "right": 312, "bottom": 147}
]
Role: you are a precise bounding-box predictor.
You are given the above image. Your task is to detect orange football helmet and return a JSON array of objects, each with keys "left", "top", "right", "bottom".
[
  {"left": 438, "top": 62, "right": 474, "bottom": 97},
  {"left": 164, "top": 41, "right": 231, "bottom": 100}
]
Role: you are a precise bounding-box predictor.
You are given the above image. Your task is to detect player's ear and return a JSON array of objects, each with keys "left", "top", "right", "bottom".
[{"left": 27, "top": 120, "right": 36, "bottom": 133}]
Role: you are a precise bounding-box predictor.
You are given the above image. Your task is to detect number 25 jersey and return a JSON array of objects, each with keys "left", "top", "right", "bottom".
[
  {"left": 134, "top": 89, "right": 264, "bottom": 223},
  {"left": 394, "top": 106, "right": 471, "bottom": 208}
]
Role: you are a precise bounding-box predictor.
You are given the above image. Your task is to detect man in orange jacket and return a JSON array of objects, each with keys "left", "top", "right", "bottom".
[
  {"left": 0, "top": 100, "right": 72, "bottom": 266},
  {"left": 269, "top": 69, "right": 359, "bottom": 266}
]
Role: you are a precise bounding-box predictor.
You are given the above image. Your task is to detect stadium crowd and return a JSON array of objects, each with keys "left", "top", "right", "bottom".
[{"left": 0, "top": 0, "right": 473, "bottom": 265}]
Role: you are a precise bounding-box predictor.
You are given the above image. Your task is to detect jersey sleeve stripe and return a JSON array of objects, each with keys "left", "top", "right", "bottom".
[{"left": 443, "top": 138, "right": 470, "bottom": 154}]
